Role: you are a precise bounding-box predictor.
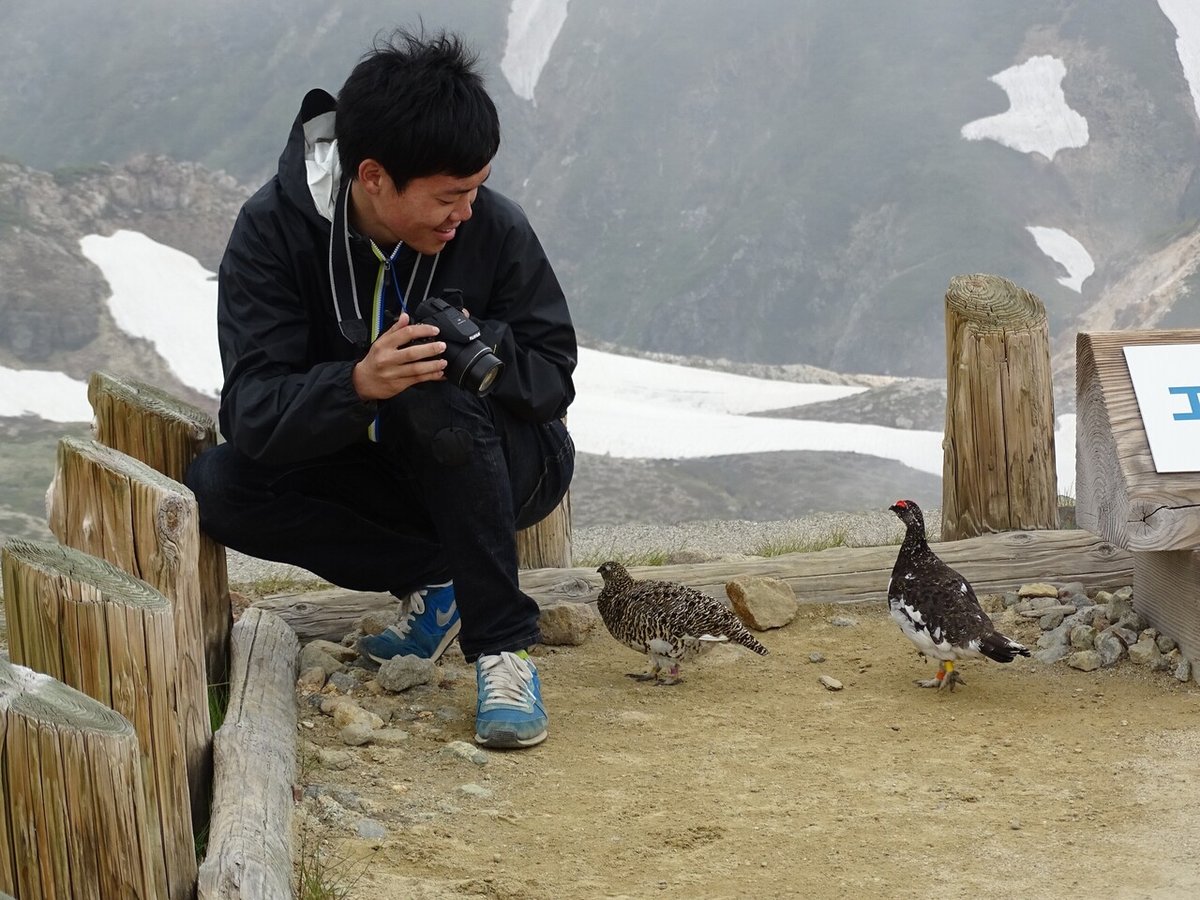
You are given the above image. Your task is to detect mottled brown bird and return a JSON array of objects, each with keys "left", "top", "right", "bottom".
[
  {"left": 596, "top": 561, "right": 767, "bottom": 684},
  {"left": 888, "top": 499, "right": 1029, "bottom": 691}
]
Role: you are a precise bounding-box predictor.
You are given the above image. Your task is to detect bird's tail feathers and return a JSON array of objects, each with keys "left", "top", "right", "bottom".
[
  {"left": 980, "top": 630, "right": 1030, "bottom": 663},
  {"left": 735, "top": 631, "right": 769, "bottom": 656}
]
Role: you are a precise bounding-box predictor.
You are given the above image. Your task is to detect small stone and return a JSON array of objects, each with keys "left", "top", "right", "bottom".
[
  {"left": 1067, "top": 651, "right": 1101, "bottom": 672},
  {"left": 442, "top": 740, "right": 489, "bottom": 765},
  {"left": 808, "top": 652, "right": 826, "bottom": 664},
  {"left": 1033, "top": 645, "right": 1070, "bottom": 665},
  {"left": 538, "top": 602, "right": 599, "bottom": 645},
  {"left": 1174, "top": 657, "right": 1192, "bottom": 683},
  {"left": 376, "top": 655, "right": 438, "bottom": 693},
  {"left": 1001, "top": 591, "right": 1021, "bottom": 608},
  {"left": 1128, "top": 639, "right": 1162, "bottom": 669},
  {"left": 358, "top": 611, "right": 398, "bottom": 636},
  {"left": 326, "top": 672, "right": 360, "bottom": 694},
  {"left": 1018, "top": 583, "right": 1059, "bottom": 599},
  {"left": 1094, "top": 632, "right": 1125, "bottom": 668},
  {"left": 1156, "top": 633, "right": 1178, "bottom": 654},
  {"left": 1070, "top": 625, "right": 1097, "bottom": 651},
  {"left": 316, "top": 748, "right": 355, "bottom": 771},
  {"left": 299, "top": 644, "right": 345, "bottom": 677},
  {"left": 297, "top": 666, "right": 327, "bottom": 690},
  {"left": 725, "top": 577, "right": 799, "bottom": 630},
  {"left": 1039, "top": 611, "right": 1066, "bottom": 631},
  {"left": 1010, "top": 819, "right": 1022, "bottom": 830},
  {"left": 340, "top": 722, "right": 376, "bottom": 746},
  {"left": 332, "top": 703, "right": 384, "bottom": 731},
  {"left": 356, "top": 818, "right": 387, "bottom": 843},
  {"left": 829, "top": 615, "right": 859, "bottom": 628},
  {"left": 372, "top": 728, "right": 411, "bottom": 745},
  {"left": 818, "top": 675, "right": 843, "bottom": 691},
  {"left": 306, "top": 639, "right": 360, "bottom": 663},
  {"left": 458, "top": 783, "right": 494, "bottom": 799}
]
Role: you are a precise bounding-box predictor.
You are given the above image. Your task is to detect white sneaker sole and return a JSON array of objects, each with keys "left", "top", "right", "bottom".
[{"left": 474, "top": 728, "right": 548, "bottom": 749}]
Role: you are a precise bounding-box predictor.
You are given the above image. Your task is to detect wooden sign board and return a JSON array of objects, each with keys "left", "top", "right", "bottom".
[
  {"left": 1076, "top": 330, "right": 1200, "bottom": 552},
  {"left": 1122, "top": 343, "right": 1200, "bottom": 473}
]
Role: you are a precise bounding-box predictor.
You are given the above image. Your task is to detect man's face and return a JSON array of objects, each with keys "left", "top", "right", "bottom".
[{"left": 354, "top": 162, "right": 491, "bottom": 255}]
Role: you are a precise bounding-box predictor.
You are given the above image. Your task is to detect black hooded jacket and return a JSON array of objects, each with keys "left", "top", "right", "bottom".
[{"left": 216, "top": 89, "right": 577, "bottom": 465}]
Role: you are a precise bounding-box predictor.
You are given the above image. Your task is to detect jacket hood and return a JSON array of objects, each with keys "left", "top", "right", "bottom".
[{"left": 278, "top": 88, "right": 341, "bottom": 224}]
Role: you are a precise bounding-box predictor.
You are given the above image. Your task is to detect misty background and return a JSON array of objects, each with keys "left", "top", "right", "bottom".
[{"left": 0, "top": 0, "right": 1198, "bottom": 543}]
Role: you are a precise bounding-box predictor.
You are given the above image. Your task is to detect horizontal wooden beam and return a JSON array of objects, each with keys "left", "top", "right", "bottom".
[{"left": 257, "top": 529, "right": 1132, "bottom": 641}]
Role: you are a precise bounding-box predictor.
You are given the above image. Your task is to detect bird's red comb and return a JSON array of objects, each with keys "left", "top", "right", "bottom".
[{"left": 894, "top": 499, "right": 908, "bottom": 508}]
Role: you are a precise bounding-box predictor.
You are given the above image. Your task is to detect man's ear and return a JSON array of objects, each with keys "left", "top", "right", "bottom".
[{"left": 357, "top": 159, "right": 388, "bottom": 195}]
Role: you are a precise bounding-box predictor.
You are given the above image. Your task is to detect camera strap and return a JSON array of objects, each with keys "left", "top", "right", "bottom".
[{"left": 328, "top": 179, "right": 369, "bottom": 348}]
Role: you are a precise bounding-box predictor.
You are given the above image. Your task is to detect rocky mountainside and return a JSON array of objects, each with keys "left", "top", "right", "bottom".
[{"left": 0, "top": 1, "right": 1197, "bottom": 378}]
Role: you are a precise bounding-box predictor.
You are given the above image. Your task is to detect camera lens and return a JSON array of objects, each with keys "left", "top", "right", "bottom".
[{"left": 446, "top": 343, "right": 504, "bottom": 396}]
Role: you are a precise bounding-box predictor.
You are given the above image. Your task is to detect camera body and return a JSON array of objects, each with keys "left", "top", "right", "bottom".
[{"left": 410, "top": 291, "right": 504, "bottom": 396}]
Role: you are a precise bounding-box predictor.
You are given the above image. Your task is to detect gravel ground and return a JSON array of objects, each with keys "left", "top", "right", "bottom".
[{"left": 225, "top": 508, "right": 935, "bottom": 589}]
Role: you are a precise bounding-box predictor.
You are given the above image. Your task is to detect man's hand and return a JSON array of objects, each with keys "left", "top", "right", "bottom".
[{"left": 352, "top": 313, "right": 447, "bottom": 401}]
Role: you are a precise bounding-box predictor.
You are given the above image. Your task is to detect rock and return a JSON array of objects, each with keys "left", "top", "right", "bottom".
[
  {"left": 458, "top": 783, "right": 494, "bottom": 799},
  {"left": 332, "top": 703, "right": 384, "bottom": 731},
  {"left": 358, "top": 611, "right": 398, "bottom": 636},
  {"left": 1039, "top": 611, "right": 1066, "bottom": 631},
  {"left": 1001, "top": 591, "right": 1021, "bottom": 609},
  {"left": 1034, "top": 645, "right": 1070, "bottom": 665},
  {"left": 319, "top": 695, "right": 358, "bottom": 717},
  {"left": 818, "top": 675, "right": 843, "bottom": 691},
  {"left": 1067, "top": 651, "right": 1101, "bottom": 672},
  {"left": 340, "top": 722, "right": 375, "bottom": 746},
  {"left": 307, "top": 639, "right": 360, "bottom": 663},
  {"left": 442, "top": 740, "right": 489, "bottom": 765},
  {"left": 297, "top": 666, "right": 328, "bottom": 690},
  {"left": 1106, "top": 594, "right": 1134, "bottom": 623},
  {"left": 1018, "top": 583, "right": 1060, "bottom": 599},
  {"left": 1057, "top": 582, "right": 1086, "bottom": 600},
  {"left": 299, "top": 643, "right": 346, "bottom": 677},
  {"left": 1127, "top": 639, "right": 1162, "bottom": 669},
  {"left": 725, "top": 577, "right": 799, "bottom": 630},
  {"left": 316, "top": 748, "right": 356, "bottom": 770},
  {"left": 1156, "top": 633, "right": 1178, "bottom": 654},
  {"left": 372, "top": 728, "right": 411, "bottom": 745},
  {"left": 538, "top": 602, "right": 598, "bottom": 645},
  {"left": 1037, "top": 623, "right": 1071, "bottom": 651},
  {"left": 1019, "top": 603, "right": 1074, "bottom": 619},
  {"left": 808, "top": 652, "right": 825, "bottom": 664},
  {"left": 1117, "top": 611, "right": 1148, "bottom": 634},
  {"left": 1070, "top": 625, "right": 1097, "bottom": 651},
  {"left": 1016, "top": 597, "right": 1057, "bottom": 615},
  {"left": 376, "top": 655, "right": 439, "bottom": 693},
  {"left": 356, "top": 818, "right": 387, "bottom": 842},
  {"left": 829, "top": 615, "right": 859, "bottom": 628},
  {"left": 1106, "top": 625, "right": 1139, "bottom": 648},
  {"left": 1094, "top": 632, "right": 1125, "bottom": 668},
  {"left": 327, "top": 672, "right": 360, "bottom": 694}
]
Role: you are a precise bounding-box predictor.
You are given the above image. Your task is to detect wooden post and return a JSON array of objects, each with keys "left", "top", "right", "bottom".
[
  {"left": 1, "top": 543, "right": 194, "bottom": 899},
  {"left": 516, "top": 417, "right": 573, "bottom": 569},
  {"left": 941, "top": 274, "right": 1059, "bottom": 541},
  {"left": 88, "top": 370, "right": 232, "bottom": 685},
  {"left": 197, "top": 607, "right": 298, "bottom": 900},
  {"left": 0, "top": 657, "right": 169, "bottom": 899},
  {"left": 517, "top": 492, "right": 573, "bottom": 569},
  {"left": 47, "top": 436, "right": 213, "bottom": 833}
]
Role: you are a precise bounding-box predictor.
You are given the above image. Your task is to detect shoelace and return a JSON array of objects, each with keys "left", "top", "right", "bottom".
[
  {"left": 478, "top": 652, "right": 536, "bottom": 711},
  {"left": 388, "top": 590, "right": 427, "bottom": 639}
]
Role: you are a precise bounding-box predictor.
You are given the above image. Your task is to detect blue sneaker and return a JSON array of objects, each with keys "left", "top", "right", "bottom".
[
  {"left": 358, "top": 583, "right": 460, "bottom": 664},
  {"left": 474, "top": 651, "right": 548, "bottom": 748}
]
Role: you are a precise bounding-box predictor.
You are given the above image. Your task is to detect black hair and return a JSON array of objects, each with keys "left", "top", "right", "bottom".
[{"left": 336, "top": 28, "right": 500, "bottom": 190}]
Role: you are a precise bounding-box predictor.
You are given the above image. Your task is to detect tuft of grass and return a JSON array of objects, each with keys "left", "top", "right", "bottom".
[
  {"left": 233, "top": 575, "right": 331, "bottom": 599},
  {"left": 574, "top": 547, "right": 676, "bottom": 568},
  {"left": 753, "top": 526, "right": 856, "bottom": 557},
  {"left": 207, "top": 681, "right": 230, "bottom": 732}
]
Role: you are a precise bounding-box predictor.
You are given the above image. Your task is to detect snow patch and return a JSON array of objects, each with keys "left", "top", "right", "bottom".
[
  {"left": 80, "top": 230, "right": 222, "bottom": 397},
  {"left": 501, "top": 0, "right": 570, "bottom": 103},
  {"left": 1026, "top": 226, "right": 1095, "bottom": 292},
  {"left": 0, "top": 367, "right": 91, "bottom": 421},
  {"left": 961, "top": 55, "right": 1089, "bottom": 160},
  {"left": 1158, "top": 0, "right": 1200, "bottom": 124}
]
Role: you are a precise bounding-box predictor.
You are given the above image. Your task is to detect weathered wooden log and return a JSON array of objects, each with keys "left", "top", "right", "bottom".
[
  {"left": 0, "top": 549, "right": 192, "bottom": 899},
  {"left": 47, "top": 437, "right": 212, "bottom": 833},
  {"left": 89, "top": 369, "right": 232, "bottom": 684},
  {"left": 1076, "top": 330, "right": 1200, "bottom": 552},
  {"left": 0, "top": 658, "right": 170, "bottom": 899},
  {"left": 253, "top": 589, "right": 397, "bottom": 643},
  {"left": 942, "top": 274, "right": 1059, "bottom": 541},
  {"left": 197, "top": 607, "right": 298, "bottom": 900},
  {"left": 258, "top": 529, "right": 1132, "bottom": 637}
]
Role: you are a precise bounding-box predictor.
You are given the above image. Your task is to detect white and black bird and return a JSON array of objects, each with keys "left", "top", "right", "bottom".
[
  {"left": 595, "top": 561, "right": 768, "bottom": 684},
  {"left": 887, "top": 500, "right": 1029, "bottom": 690}
]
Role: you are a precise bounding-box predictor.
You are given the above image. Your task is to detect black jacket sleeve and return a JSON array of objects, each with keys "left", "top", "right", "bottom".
[
  {"left": 470, "top": 216, "right": 576, "bottom": 423},
  {"left": 216, "top": 205, "right": 377, "bottom": 464}
]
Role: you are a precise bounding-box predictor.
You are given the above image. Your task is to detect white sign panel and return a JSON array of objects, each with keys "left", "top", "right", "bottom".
[{"left": 1122, "top": 343, "right": 1200, "bottom": 473}]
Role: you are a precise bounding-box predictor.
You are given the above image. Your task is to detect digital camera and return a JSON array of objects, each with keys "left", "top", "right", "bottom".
[{"left": 411, "top": 292, "right": 504, "bottom": 396}]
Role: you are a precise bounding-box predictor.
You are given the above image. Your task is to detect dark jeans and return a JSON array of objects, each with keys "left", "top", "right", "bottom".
[{"left": 185, "top": 381, "right": 574, "bottom": 661}]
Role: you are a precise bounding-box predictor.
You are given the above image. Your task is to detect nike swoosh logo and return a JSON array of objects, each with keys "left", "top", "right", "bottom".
[{"left": 436, "top": 601, "right": 457, "bottom": 628}]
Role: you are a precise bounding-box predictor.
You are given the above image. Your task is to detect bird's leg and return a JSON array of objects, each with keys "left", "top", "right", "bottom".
[
  {"left": 941, "top": 661, "right": 965, "bottom": 691},
  {"left": 656, "top": 663, "right": 684, "bottom": 686},
  {"left": 915, "top": 660, "right": 947, "bottom": 689},
  {"left": 628, "top": 656, "right": 662, "bottom": 682}
]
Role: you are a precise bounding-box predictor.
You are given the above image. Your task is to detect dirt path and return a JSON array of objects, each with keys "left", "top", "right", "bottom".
[{"left": 295, "top": 603, "right": 1200, "bottom": 899}]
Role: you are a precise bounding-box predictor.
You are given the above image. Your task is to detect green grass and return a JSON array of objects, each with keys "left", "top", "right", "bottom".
[
  {"left": 232, "top": 575, "right": 331, "bottom": 599},
  {"left": 294, "top": 747, "right": 377, "bottom": 899},
  {"left": 752, "top": 526, "right": 857, "bottom": 557},
  {"left": 573, "top": 547, "right": 676, "bottom": 569}
]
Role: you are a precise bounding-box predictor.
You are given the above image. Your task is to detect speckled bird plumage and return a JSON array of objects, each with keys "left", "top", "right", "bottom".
[
  {"left": 596, "top": 561, "right": 767, "bottom": 684},
  {"left": 887, "top": 500, "right": 1029, "bottom": 690}
]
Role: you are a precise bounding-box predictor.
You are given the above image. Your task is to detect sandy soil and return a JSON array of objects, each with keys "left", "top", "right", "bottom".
[{"left": 294, "top": 602, "right": 1200, "bottom": 900}]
